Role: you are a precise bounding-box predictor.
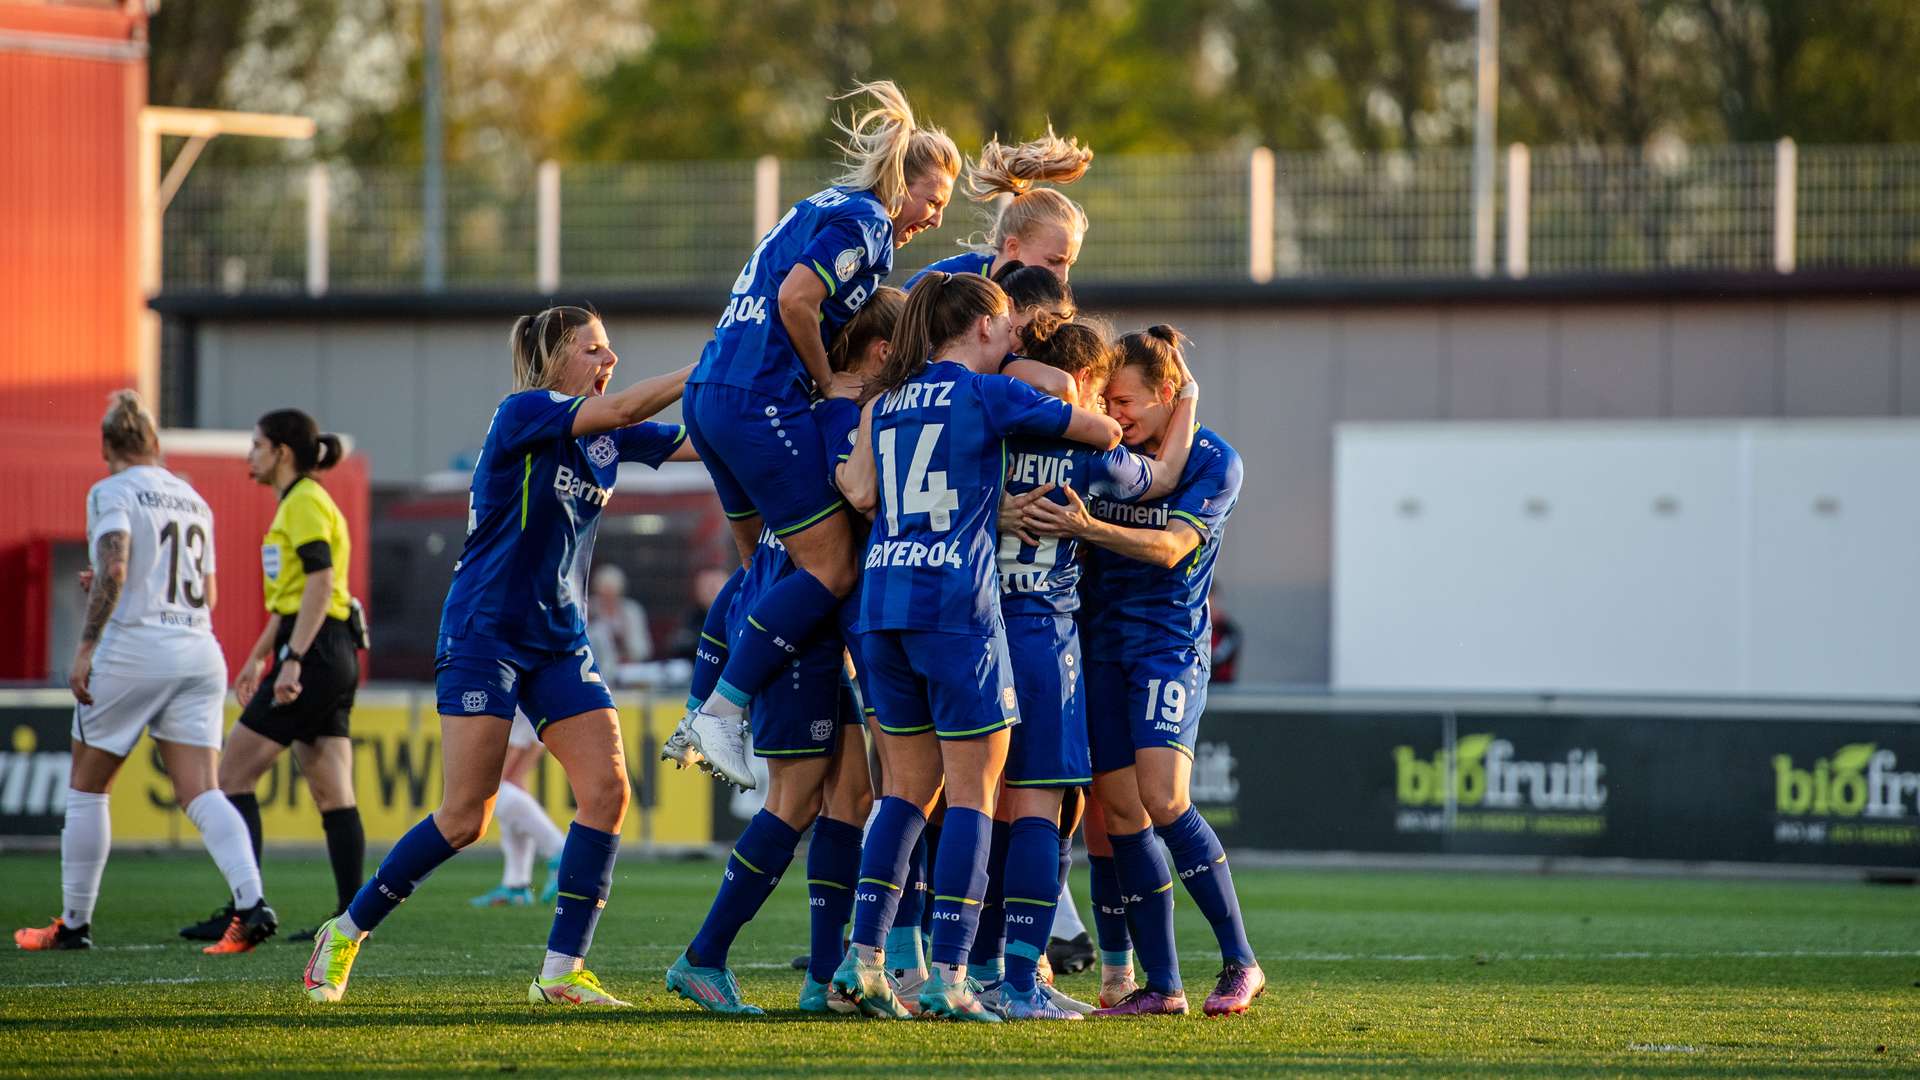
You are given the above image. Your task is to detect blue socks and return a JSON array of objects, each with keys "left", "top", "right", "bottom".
[
  {"left": 967, "top": 818, "right": 1011, "bottom": 980},
  {"left": 849, "top": 796, "right": 926, "bottom": 950},
  {"left": 928, "top": 807, "right": 992, "bottom": 968},
  {"left": 546, "top": 821, "right": 620, "bottom": 960},
  {"left": 884, "top": 836, "right": 928, "bottom": 970},
  {"left": 688, "top": 566, "right": 744, "bottom": 709},
  {"left": 1109, "top": 827, "right": 1181, "bottom": 992},
  {"left": 805, "top": 815, "right": 863, "bottom": 983},
  {"left": 919, "top": 822, "right": 941, "bottom": 936},
  {"left": 1088, "top": 853, "right": 1133, "bottom": 965},
  {"left": 1002, "top": 817, "right": 1062, "bottom": 992},
  {"left": 688, "top": 810, "right": 800, "bottom": 969},
  {"left": 713, "top": 569, "right": 839, "bottom": 706},
  {"left": 344, "top": 814, "right": 459, "bottom": 933},
  {"left": 1157, "top": 805, "right": 1255, "bottom": 966}
]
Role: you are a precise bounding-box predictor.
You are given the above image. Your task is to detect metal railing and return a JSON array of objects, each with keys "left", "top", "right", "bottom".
[{"left": 159, "top": 141, "right": 1920, "bottom": 295}]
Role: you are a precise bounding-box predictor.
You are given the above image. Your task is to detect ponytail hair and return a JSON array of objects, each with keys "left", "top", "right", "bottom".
[
  {"left": 510, "top": 304, "right": 599, "bottom": 393},
  {"left": 868, "top": 272, "right": 1009, "bottom": 401},
  {"left": 100, "top": 389, "right": 160, "bottom": 461},
  {"left": 1026, "top": 320, "right": 1113, "bottom": 385},
  {"left": 831, "top": 80, "right": 962, "bottom": 215},
  {"left": 1113, "top": 324, "right": 1191, "bottom": 397},
  {"left": 257, "top": 408, "right": 345, "bottom": 474},
  {"left": 966, "top": 127, "right": 1092, "bottom": 253},
  {"left": 991, "top": 261, "right": 1076, "bottom": 354},
  {"left": 829, "top": 286, "right": 907, "bottom": 374}
]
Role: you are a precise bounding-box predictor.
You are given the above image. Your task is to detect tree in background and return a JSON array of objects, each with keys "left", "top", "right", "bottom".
[{"left": 152, "top": 0, "right": 1920, "bottom": 167}]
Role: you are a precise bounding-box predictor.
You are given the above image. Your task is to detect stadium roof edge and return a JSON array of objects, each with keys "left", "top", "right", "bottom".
[{"left": 149, "top": 268, "right": 1920, "bottom": 320}]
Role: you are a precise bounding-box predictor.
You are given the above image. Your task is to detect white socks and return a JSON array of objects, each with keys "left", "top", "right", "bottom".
[
  {"left": 1053, "top": 875, "right": 1087, "bottom": 938},
  {"left": 541, "top": 949, "right": 584, "bottom": 980},
  {"left": 60, "top": 789, "right": 111, "bottom": 928},
  {"left": 701, "top": 692, "right": 746, "bottom": 721},
  {"left": 184, "top": 789, "right": 264, "bottom": 910},
  {"left": 493, "top": 782, "right": 563, "bottom": 888}
]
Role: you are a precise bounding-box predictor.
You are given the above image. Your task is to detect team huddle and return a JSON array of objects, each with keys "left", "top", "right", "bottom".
[{"left": 23, "top": 80, "right": 1258, "bottom": 1022}]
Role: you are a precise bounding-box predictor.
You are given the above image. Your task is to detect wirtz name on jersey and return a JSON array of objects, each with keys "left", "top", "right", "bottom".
[
  {"left": 1089, "top": 496, "right": 1168, "bottom": 528},
  {"left": 877, "top": 381, "right": 955, "bottom": 414},
  {"left": 554, "top": 465, "right": 612, "bottom": 507}
]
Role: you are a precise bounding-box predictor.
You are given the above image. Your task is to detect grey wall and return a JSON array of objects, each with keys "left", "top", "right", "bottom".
[{"left": 189, "top": 295, "right": 1920, "bottom": 685}]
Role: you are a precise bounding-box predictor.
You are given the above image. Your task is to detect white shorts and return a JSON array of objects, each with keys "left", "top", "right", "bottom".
[
  {"left": 508, "top": 709, "right": 539, "bottom": 749},
  {"left": 72, "top": 667, "right": 226, "bottom": 758}
]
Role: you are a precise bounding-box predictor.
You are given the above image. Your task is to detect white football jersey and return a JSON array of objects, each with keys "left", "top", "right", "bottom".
[{"left": 84, "top": 465, "right": 223, "bottom": 676}]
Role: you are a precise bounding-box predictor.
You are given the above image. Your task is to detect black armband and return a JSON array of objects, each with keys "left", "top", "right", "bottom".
[{"left": 296, "top": 540, "right": 333, "bottom": 573}]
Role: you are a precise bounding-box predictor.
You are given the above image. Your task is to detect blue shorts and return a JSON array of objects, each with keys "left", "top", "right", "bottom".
[
  {"left": 740, "top": 624, "right": 846, "bottom": 759},
  {"left": 684, "top": 381, "right": 843, "bottom": 536},
  {"left": 859, "top": 628, "right": 1019, "bottom": 741},
  {"left": 1004, "top": 613, "right": 1090, "bottom": 787},
  {"left": 1085, "top": 647, "right": 1210, "bottom": 774},
  {"left": 434, "top": 631, "right": 615, "bottom": 736}
]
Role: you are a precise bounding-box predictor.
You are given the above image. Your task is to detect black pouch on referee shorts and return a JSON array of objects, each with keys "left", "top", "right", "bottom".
[{"left": 347, "top": 596, "right": 372, "bottom": 652}]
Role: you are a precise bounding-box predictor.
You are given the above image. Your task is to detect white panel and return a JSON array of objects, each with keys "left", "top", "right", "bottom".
[
  {"left": 1746, "top": 423, "right": 1920, "bottom": 696},
  {"left": 1335, "top": 423, "right": 1745, "bottom": 693},
  {"left": 1336, "top": 419, "right": 1920, "bottom": 697}
]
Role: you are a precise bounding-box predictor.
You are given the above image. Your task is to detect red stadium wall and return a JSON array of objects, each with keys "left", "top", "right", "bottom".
[
  {"left": 0, "top": 1, "right": 146, "bottom": 430},
  {"left": 0, "top": 426, "right": 373, "bottom": 682}
]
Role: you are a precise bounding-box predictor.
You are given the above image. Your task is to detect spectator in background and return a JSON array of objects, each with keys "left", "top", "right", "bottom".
[
  {"left": 1210, "top": 588, "right": 1242, "bottom": 684},
  {"left": 668, "top": 566, "right": 734, "bottom": 661},
  {"left": 587, "top": 565, "right": 651, "bottom": 683}
]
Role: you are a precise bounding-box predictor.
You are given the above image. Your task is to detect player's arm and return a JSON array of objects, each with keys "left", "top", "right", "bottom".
[
  {"left": 1023, "top": 486, "right": 1202, "bottom": 569},
  {"left": 573, "top": 364, "right": 693, "bottom": 437},
  {"left": 235, "top": 613, "right": 281, "bottom": 703},
  {"left": 204, "top": 571, "right": 219, "bottom": 613},
  {"left": 69, "top": 529, "right": 128, "bottom": 706},
  {"left": 274, "top": 556, "right": 333, "bottom": 705},
  {"left": 1002, "top": 359, "right": 1074, "bottom": 401},
  {"left": 834, "top": 396, "right": 880, "bottom": 517},
  {"left": 1062, "top": 405, "right": 1122, "bottom": 451},
  {"left": 777, "top": 266, "right": 835, "bottom": 392}
]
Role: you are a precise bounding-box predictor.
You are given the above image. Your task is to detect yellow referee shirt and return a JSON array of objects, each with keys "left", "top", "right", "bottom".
[{"left": 261, "top": 476, "right": 352, "bottom": 620}]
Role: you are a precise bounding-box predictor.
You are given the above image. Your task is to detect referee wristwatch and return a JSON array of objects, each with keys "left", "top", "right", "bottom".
[{"left": 278, "top": 644, "right": 307, "bottom": 665}]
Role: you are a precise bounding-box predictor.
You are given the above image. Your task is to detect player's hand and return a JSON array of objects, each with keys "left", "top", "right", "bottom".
[
  {"left": 234, "top": 658, "right": 264, "bottom": 704},
  {"left": 68, "top": 644, "right": 94, "bottom": 706},
  {"left": 1022, "top": 483, "right": 1095, "bottom": 539},
  {"left": 77, "top": 569, "right": 94, "bottom": 595},
  {"left": 999, "top": 484, "right": 1053, "bottom": 546},
  {"left": 273, "top": 659, "right": 303, "bottom": 705}
]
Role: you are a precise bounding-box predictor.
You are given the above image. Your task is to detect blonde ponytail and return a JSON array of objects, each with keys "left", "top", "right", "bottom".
[
  {"left": 831, "top": 80, "right": 961, "bottom": 214},
  {"left": 101, "top": 389, "right": 160, "bottom": 461},
  {"left": 965, "top": 127, "right": 1093, "bottom": 254}
]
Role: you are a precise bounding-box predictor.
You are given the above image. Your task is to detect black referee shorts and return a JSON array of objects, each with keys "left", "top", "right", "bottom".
[{"left": 238, "top": 617, "right": 360, "bottom": 745}]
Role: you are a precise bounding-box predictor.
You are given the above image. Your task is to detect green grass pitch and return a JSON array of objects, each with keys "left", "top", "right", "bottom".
[{"left": 1, "top": 851, "right": 1915, "bottom": 1077}]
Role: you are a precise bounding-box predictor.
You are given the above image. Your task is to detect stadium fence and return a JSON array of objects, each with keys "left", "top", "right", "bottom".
[{"left": 159, "top": 141, "right": 1920, "bottom": 295}]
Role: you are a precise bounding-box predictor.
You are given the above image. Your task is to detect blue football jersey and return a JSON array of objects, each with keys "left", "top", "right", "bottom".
[
  {"left": 1082, "top": 426, "right": 1242, "bottom": 656},
  {"left": 691, "top": 187, "right": 894, "bottom": 399},
  {"left": 440, "top": 390, "right": 686, "bottom": 650},
  {"left": 903, "top": 250, "right": 994, "bottom": 289},
  {"left": 999, "top": 438, "right": 1153, "bottom": 618},
  {"left": 858, "top": 361, "right": 1073, "bottom": 635}
]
